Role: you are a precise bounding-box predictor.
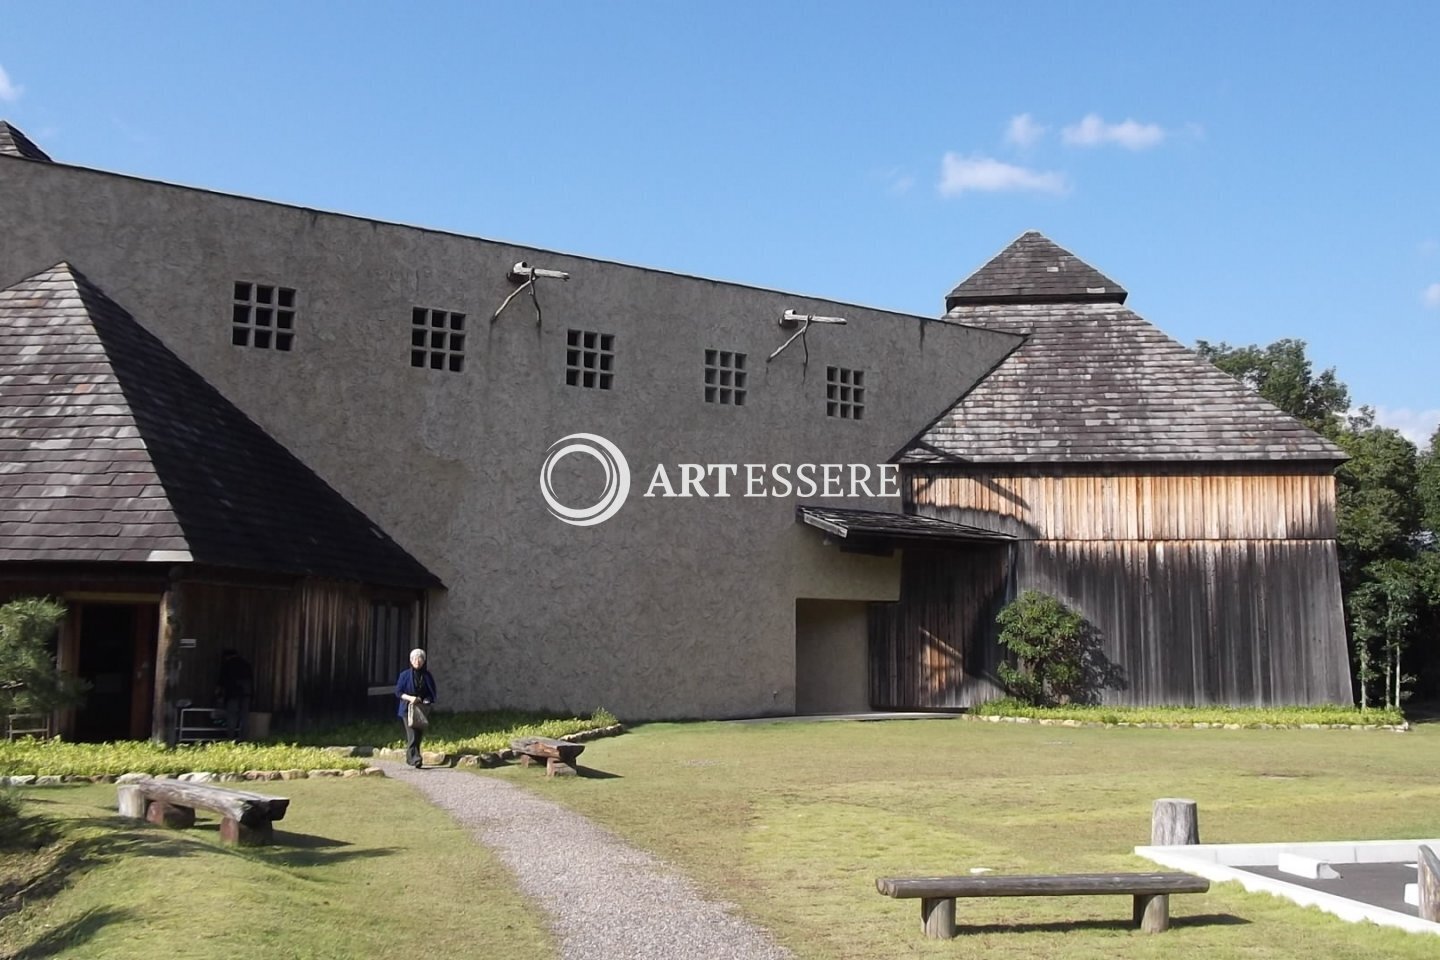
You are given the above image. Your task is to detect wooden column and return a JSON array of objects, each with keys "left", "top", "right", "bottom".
[
  {"left": 1133, "top": 893, "right": 1170, "bottom": 932},
  {"left": 1419, "top": 844, "right": 1440, "bottom": 923},
  {"left": 151, "top": 581, "right": 180, "bottom": 744},
  {"left": 1152, "top": 798, "right": 1199, "bottom": 846},
  {"left": 919, "top": 897, "right": 957, "bottom": 939}
]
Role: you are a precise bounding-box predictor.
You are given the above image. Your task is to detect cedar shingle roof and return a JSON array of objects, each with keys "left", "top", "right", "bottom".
[
  {"left": 0, "top": 121, "right": 52, "bottom": 162},
  {"left": 909, "top": 233, "right": 1347, "bottom": 464},
  {"left": 0, "top": 263, "right": 440, "bottom": 587},
  {"left": 906, "top": 301, "right": 1347, "bottom": 464},
  {"left": 946, "top": 231, "right": 1126, "bottom": 310}
]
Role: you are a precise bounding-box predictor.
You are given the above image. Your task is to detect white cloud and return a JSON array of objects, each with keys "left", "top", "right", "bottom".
[
  {"left": 1424, "top": 283, "right": 1440, "bottom": 308},
  {"left": 0, "top": 64, "right": 22, "bottom": 103},
  {"left": 1371, "top": 406, "right": 1440, "bottom": 447},
  {"left": 938, "top": 153, "right": 1068, "bottom": 197},
  {"left": 1062, "top": 113, "right": 1166, "bottom": 150},
  {"left": 1005, "top": 113, "right": 1047, "bottom": 149}
]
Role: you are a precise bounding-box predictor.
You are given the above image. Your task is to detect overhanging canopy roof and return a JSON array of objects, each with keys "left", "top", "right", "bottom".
[{"left": 797, "top": 505, "right": 1013, "bottom": 544}]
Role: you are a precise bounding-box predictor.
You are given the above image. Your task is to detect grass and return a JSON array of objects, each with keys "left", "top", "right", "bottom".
[
  {"left": 487, "top": 717, "right": 1440, "bottom": 960},
  {"left": 971, "top": 699, "right": 1408, "bottom": 727},
  {"left": 0, "top": 779, "right": 556, "bottom": 960},
  {"left": 0, "top": 740, "right": 368, "bottom": 777},
  {"left": 275, "top": 708, "right": 618, "bottom": 755}
]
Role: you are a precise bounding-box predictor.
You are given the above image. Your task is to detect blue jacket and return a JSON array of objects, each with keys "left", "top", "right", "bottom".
[{"left": 395, "top": 667, "right": 437, "bottom": 718}]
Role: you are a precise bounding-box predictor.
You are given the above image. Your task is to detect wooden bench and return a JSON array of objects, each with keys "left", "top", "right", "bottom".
[
  {"left": 510, "top": 736, "right": 584, "bottom": 777},
  {"left": 118, "top": 779, "right": 290, "bottom": 846},
  {"left": 876, "top": 871, "right": 1210, "bottom": 937}
]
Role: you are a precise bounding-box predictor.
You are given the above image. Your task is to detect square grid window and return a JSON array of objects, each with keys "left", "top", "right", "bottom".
[
  {"left": 411, "top": 307, "right": 466, "bottom": 373},
  {"left": 826, "top": 366, "right": 865, "bottom": 420},
  {"left": 565, "top": 329, "right": 615, "bottom": 389},
  {"left": 232, "top": 282, "right": 295, "bottom": 351},
  {"left": 703, "top": 349, "right": 747, "bottom": 405}
]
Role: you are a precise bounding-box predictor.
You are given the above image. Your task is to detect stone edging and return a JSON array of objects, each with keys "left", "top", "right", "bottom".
[
  {"left": 287, "top": 722, "right": 628, "bottom": 769},
  {"left": 962, "top": 713, "right": 1410, "bottom": 732},
  {"left": 460, "top": 722, "right": 627, "bottom": 768}
]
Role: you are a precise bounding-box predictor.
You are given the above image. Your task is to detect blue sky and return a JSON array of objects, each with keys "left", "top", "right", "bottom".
[{"left": 3, "top": 2, "right": 1437, "bottom": 444}]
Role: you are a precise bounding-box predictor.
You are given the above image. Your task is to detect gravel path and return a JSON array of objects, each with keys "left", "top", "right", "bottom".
[{"left": 379, "top": 761, "right": 792, "bottom": 960}]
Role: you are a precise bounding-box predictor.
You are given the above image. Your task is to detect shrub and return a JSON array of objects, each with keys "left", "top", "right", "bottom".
[
  {"left": 0, "top": 598, "right": 87, "bottom": 717},
  {"left": 995, "top": 590, "right": 1087, "bottom": 706},
  {"left": 0, "top": 739, "right": 367, "bottom": 777},
  {"left": 972, "top": 698, "right": 1406, "bottom": 727}
]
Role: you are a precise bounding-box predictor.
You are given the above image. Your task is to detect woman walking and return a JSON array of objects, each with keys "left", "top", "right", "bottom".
[{"left": 395, "top": 648, "right": 437, "bottom": 768}]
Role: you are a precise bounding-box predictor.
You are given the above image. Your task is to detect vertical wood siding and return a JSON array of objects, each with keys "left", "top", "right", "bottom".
[
  {"left": 870, "top": 465, "right": 1352, "bottom": 708},
  {"left": 177, "top": 578, "right": 414, "bottom": 723},
  {"left": 869, "top": 546, "right": 1012, "bottom": 709},
  {"left": 909, "top": 468, "right": 1337, "bottom": 541}
]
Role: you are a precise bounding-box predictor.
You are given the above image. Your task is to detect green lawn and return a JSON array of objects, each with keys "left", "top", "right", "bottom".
[
  {"left": 486, "top": 719, "right": 1440, "bottom": 960},
  {"left": 4, "top": 720, "right": 1437, "bottom": 959},
  {"left": 0, "top": 779, "right": 555, "bottom": 960}
]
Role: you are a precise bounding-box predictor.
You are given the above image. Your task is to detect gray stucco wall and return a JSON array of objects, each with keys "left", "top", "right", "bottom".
[
  {"left": 794, "top": 599, "right": 872, "bottom": 714},
  {"left": 1, "top": 154, "right": 1020, "bottom": 719}
]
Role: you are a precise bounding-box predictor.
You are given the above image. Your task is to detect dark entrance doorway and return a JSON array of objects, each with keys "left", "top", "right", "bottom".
[{"left": 74, "top": 602, "right": 157, "bottom": 741}]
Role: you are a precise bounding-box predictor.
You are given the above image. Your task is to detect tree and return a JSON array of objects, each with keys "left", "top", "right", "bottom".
[
  {"left": 995, "top": 591, "right": 1087, "bottom": 706},
  {"left": 0, "top": 597, "right": 86, "bottom": 722},
  {"left": 1196, "top": 338, "right": 1437, "bottom": 708},
  {"left": 1333, "top": 409, "right": 1422, "bottom": 585},
  {"left": 1346, "top": 559, "right": 1422, "bottom": 710},
  {"left": 1194, "top": 338, "right": 1349, "bottom": 433},
  {"left": 1418, "top": 424, "right": 1440, "bottom": 541}
]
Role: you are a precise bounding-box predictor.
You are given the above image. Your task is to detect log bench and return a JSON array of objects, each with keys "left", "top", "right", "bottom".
[
  {"left": 117, "top": 779, "right": 290, "bottom": 846},
  {"left": 510, "top": 736, "right": 584, "bottom": 777},
  {"left": 875, "top": 871, "right": 1210, "bottom": 938}
]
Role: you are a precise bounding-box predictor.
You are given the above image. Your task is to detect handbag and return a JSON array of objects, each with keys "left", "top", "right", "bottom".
[{"left": 406, "top": 699, "right": 429, "bottom": 731}]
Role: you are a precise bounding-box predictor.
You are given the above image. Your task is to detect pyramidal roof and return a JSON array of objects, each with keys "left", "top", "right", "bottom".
[
  {"left": 0, "top": 121, "right": 52, "bottom": 162},
  {"left": 908, "top": 236, "right": 1347, "bottom": 464},
  {"left": 0, "top": 263, "right": 440, "bottom": 586},
  {"left": 946, "top": 230, "right": 1126, "bottom": 310}
]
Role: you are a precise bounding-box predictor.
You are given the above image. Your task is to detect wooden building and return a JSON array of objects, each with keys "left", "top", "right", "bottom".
[
  {"left": 875, "top": 233, "right": 1352, "bottom": 708},
  {"left": 0, "top": 264, "right": 439, "bottom": 740}
]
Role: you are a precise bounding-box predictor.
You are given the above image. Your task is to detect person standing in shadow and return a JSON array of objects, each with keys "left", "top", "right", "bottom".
[{"left": 216, "top": 648, "right": 254, "bottom": 740}]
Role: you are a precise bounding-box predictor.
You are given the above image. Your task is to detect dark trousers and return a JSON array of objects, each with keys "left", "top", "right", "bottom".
[
  {"left": 403, "top": 719, "right": 423, "bottom": 767},
  {"left": 224, "top": 696, "right": 250, "bottom": 740}
]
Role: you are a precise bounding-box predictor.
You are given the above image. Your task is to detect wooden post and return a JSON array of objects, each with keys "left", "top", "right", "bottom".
[
  {"left": 117, "top": 784, "right": 146, "bottom": 820},
  {"left": 1133, "top": 893, "right": 1170, "bottom": 932},
  {"left": 919, "top": 897, "right": 957, "bottom": 939},
  {"left": 1419, "top": 844, "right": 1440, "bottom": 923},
  {"left": 1152, "top": 798, "right": 1199, "bottom": 846},
  {"left": 151, "top": 582, "right": 180, "bottom": 744}
]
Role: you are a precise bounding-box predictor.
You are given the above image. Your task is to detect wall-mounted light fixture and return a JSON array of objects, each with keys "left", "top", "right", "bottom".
[
  {"left": 492, "top": 261, "right": 571, "bottom": 325},
  {"left": 768, "top": 309, "right": 849, "bottom": 365}
]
